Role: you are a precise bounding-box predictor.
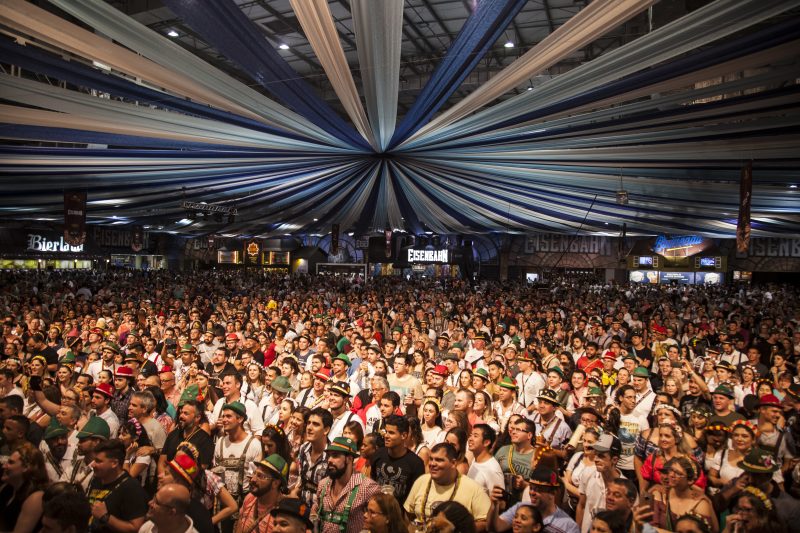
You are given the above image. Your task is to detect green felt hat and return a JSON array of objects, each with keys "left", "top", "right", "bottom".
[
  {"left": 333, "top": 353, "right": 352, "bottom": 367},
  {"left": 473, "top": 368, "right": 490, "bottom": 382},
  {"left": 44, "top": 419, "right": 69, "bottom": 440},
  {"left": 632, "top": 366, "right": 650, "bottom": 378},
  {"left": 255, "top": 453, "right": 290, "bottom": 486},
  {"left": 325, "top": 436, "right": 359, "bottom": 457},
  {"left": 222, "top": 401, "right": 248, "bottom": 420},
  {"left": 498, "top": 376, "right": 517, "bottom": 390},
  {"left": 271, "top": 376, "right": 293, "bottom": 394},
  {"left": 178, "top": 384, "right": 200, "bottom": 407},
  {"left": 77, "top": 416, "right": 111, "bottom": 440}
]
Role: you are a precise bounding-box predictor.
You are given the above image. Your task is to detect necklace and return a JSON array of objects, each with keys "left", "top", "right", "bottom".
[{"left": 421, "top": 474, "right": 460, "bottom": 523}]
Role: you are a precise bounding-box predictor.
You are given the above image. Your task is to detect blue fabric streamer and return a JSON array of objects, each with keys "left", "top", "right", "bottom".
[
  {"left": 0, "top": 39, "right": 333, "bottom": 147},
  {"left": 161, "top": 0, "right": 370, "bottom": 151},
  {"left": 387, "top": 0, "right": 527, "bottom": 149}
]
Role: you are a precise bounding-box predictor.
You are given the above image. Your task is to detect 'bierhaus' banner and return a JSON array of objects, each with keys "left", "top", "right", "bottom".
[
  {"left": 736, "top": 161, "right": 753, "bottom": 253},
  {"left": 63, "top": 191, "right": 87, "bottom": 246}
]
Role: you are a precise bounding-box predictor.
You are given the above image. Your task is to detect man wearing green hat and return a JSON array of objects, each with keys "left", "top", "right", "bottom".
[
  {"left": 67, "top": 416, "right": 111, "bottom": 490},
  {"left": 210, "top": 372, "right": 264, "bottom": 435},
  {"left": 86, "top": 342, "right": 121, "bottom": 382},
  {"left": 42, "top": 419, "right": 71, "bottom": 482},
  {"left": 631, "top": 366, "right": 656, "bottom": 418},
  {"left": 494, "top": 376, "right": 525, "bottom": 433},
  {"left": 313, "top": 437, "right": 379, "bottom": 533},
  {"left": 235, "top": 454, "right": 288, "bottom": 533},
  {"left": 213, "top": 401, "right": 263, "bottom": 533},
  {"left": 710, "top": 382, "right": 744, "bottom": 426}
]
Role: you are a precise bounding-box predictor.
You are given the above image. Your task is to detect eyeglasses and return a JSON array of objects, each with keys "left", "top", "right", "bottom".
[{"left": 364, "top": 508, "right": 385, "bottom": 516}]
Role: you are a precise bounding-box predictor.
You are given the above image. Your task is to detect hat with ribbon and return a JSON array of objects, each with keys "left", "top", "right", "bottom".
[
  {"left": 328, "top": 380, "right": 351, "bottom": 397},
  {"left": 255, "top": 454, "right": 290, "bottom": 487},
  {"left": 103, "top": 342, "right": 121, "bottom": 354},
  {"left": 473, "top": 368, "right": 490, "bottom": 382},
  {"left": 537, "top": 389, "right": 561, "bottom": 405},
  {"left": 93, "top": 382, "right": 114, "bottom": 399},
  {"left": 325, "top": 436, "right": 359, "bottom": 457},
  {"left": 498, "top": 376, "right": 517, "bottom": 390},
  {"left": 178, "top": 384, "right": 203, "bottom": 407},
  {"left": 114, "top": 365, "right": 134, "bottom": 379}
]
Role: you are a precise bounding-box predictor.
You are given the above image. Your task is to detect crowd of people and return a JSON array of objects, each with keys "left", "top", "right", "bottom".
[{"left": 0, "top": 268, "right": 799, "bottom": 533}]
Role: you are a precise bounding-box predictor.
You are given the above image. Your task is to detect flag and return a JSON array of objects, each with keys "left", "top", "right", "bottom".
[{"left": 736, "top": 161, "right": 752, "bottom": 253}]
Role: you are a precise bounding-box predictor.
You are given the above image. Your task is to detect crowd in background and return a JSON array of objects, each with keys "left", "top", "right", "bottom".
[{"left": 0, "top": 269, "right": 799, "bottom": 533}]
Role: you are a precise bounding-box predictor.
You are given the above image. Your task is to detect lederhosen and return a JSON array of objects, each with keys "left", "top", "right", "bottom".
[
  {"left": 759, "top": 429, "right": 785, "bottom": 460},
  {"left": 214, "top": 435, "right": 257, "bottom": 519},
  {"left": 318, "top": 480, "right": 360, "bottom": 533}
]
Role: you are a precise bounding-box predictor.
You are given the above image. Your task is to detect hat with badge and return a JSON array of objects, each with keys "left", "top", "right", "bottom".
[
  {"left": 529, "top": 465, "right": 560, "bottom": 488},
  {"left": 432, "top": 364, "right": 449, "bottom": 377},
  {"left": 714, "top": 360, "right": 736, "bottom": 373},
  {"left": 114, "top": 365, "right": 134, "bottom": 379},
  {"left": 93, "top": 382, "right": 114, "bottom": 399},
  {"left": 537, "top": 389, "right": 561, "bottom": 405},
  {"left": 76, "top": 416, "right": 111, "bottom": 440},
  {"left": 328, "top": 380, "right": 351, "bottom": 397},
  {"left": 103, "top": 342, "right": 121, "bottom": 354},
  {"left": 180, "top": 343, "right": 195, "bottom": 353},
  {"left": 326, "top": 436, "right": 359, "bottom": 457},
  {"left": 712, "top": 382, "right": 735, "bottom": 398},
  {"left": 547, "top": 366, "right": 565, "bottom": 379},
  {"left": 271, "top": 498, "right": 313, "bottom": 529},
  {"left": 756, "top": 394, "right": 782, "bottom": 409},
  {"left": 737, "top": 447, "right": 779, "bottom": 473}
]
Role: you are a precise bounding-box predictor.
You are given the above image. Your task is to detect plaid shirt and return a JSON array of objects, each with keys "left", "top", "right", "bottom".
[
  {"left": 312, "top": 473, "right": 380, "bottom": 533},
  {"left": 297, "top": 441, "right": 328, "bottom": 508},
  {"left": 110, "top": 386, "right": 133, "bottom": 423}
]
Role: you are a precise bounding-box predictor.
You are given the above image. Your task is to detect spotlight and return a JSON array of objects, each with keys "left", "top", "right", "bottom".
[
  {"left": 167, "top": 30, "right": 179, "bottom": 38},
  {"left": 504, "top": 41, "right": 514, "bottom": 48},
  {"left": 279, "top": 43, "right": 290, "bottom": 50}
]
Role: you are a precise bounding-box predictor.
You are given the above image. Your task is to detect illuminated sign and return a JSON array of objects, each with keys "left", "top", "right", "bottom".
[
  {"left": 27, "top": 234, "right": 84, "bottom": 253},
  {"left": 407, "top": 249, "right": 449, "bottom": 263},
  {"left": 246, "top": 241, "right": 260, "bottom": 256},
  {"left": 653, "top": 235, "right": 703, "bottom": 254}
]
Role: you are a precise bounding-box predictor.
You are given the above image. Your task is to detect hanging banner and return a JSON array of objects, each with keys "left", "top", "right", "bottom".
[
  {"left": 207, "top": 234, "right": 216, "bottom": 248},
  {"left": 385, "top": 229, "right": 392, "bottom": 258},
  {"left": 736, "top": 160, "right": 753, "bottom": 253},
  {"left": 63, "top": 191, "right": 87, "bottom": 246},
  {"left": 245, "top": 240, "right": 260, "bottom": 266},
  {"left": 331, "top": 224, "right": 340, "bottom": 255},
  {"left": 131, "top": 225, "right": 143, "bottom": 252}
]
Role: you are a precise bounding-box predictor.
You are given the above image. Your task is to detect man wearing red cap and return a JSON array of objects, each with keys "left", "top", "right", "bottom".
[
  {"left": 90, "top": 382, "right": 120, "bottom": 438},
  {"left": 756, "top": 394, "right": 795, "bottom": 473},
  {"left": 110, "top": 365, "right": 135, "bottom": 422}
]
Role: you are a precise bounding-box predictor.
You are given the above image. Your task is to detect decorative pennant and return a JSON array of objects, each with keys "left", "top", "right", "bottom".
[
  {"left": 736, "top": 160, "right": 753, "bottom": 253},
  {"left": 63, "top": 190, "right": 86, "bottom": 246},
  {"left": 331, "top": 224, "right": 340, "bottom": 255},
  {"left": 385, "top": 229, "right": 392, "bottom": 259}
]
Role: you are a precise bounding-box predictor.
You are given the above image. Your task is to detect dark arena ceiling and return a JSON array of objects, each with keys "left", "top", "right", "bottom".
[{"left": 1, "top": 0, "right": 799, "bottom": 239}]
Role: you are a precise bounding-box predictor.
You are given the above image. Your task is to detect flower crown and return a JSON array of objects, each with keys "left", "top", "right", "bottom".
[
  {"left": 743, "top": 486, "right": 773, "bottom": 511},
  {"left": 424, "top": 397, "right": 442, "bottom": 411},
  {"left": 730, "top": 419, "right": 760, "bottom": 438},
  {"left": 265, "top": 424, "right": 285, "bottom": 437},
  {"left": 659, "top": 420, "right": 684, "bottom": 440},
  {"left": 678, "top": 512, "right": 712, "bottom": 533},
  {"left": 127, "top": 417, "right": 144, "bottom": 439}
]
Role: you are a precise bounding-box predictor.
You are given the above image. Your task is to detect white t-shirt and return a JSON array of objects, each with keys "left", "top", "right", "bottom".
[
  {"left": 329, "top": 410, "right": 363, "bottom": 440},
  {"left": 209, "top": 397, "right": 264, "bottom": 435},
  {"left": 467, "top": 456, "right": 505, "bottom": 494},
  {"left": 579, "top": 469, "right": 625, "bottom": 533},
  {"left": 617, "top": 412, "right": 649, "bottom": 471}
]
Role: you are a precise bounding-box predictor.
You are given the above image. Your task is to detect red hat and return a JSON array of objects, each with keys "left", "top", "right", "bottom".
[
  {"left": 653, "top": 325, "right": 668, "bottom": 335},
  {"left": 226, "top": 333, "right": 239, "bottom": 341},
  {"left": 757, "top": 394, "right": 782, "bottom": 409},
  {"left": 602, "top": 350, "right": 618, "bottom": 361},
  {"left": 93, "top": 382, "right": 114, "bottom": 398},
  {"left": 159, "top": 365, "right": 173, "bottom": 373},
  {"left": 314, "top": 371, "right": 330, "bottom": 382},
  {"left": 115, "top": 366, "right": 134, "bottom": 379},
  {"left": 89, "top": 327, "right": 103, "bottom": 335},
  {"left": 433, "top": 364, "right": 449, "bottom": 377}
]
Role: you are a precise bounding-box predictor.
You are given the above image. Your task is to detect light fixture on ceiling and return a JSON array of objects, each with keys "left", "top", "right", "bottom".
[
  {"left": 790, "top": 184, "right": 798, "bottom": 189},
  {"left": 616, "top": 169, "right": 629, "bottom": 205},
  {"left": 504, "top": 40, "right": 514, "bottom": 48},
  {"left": 279, "top": 43, "right": 290, "bottom": 50},
  {"left": 167, "top": 30, "right": 179, "bottom": 38},
  {"left": 313, "top": 218, "right": 319, "bottom": 221}
]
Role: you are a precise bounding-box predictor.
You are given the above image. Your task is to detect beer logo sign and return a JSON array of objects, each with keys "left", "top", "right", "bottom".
[{"left": 246, "top": 241, "right": 260, "bottom": 256}]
